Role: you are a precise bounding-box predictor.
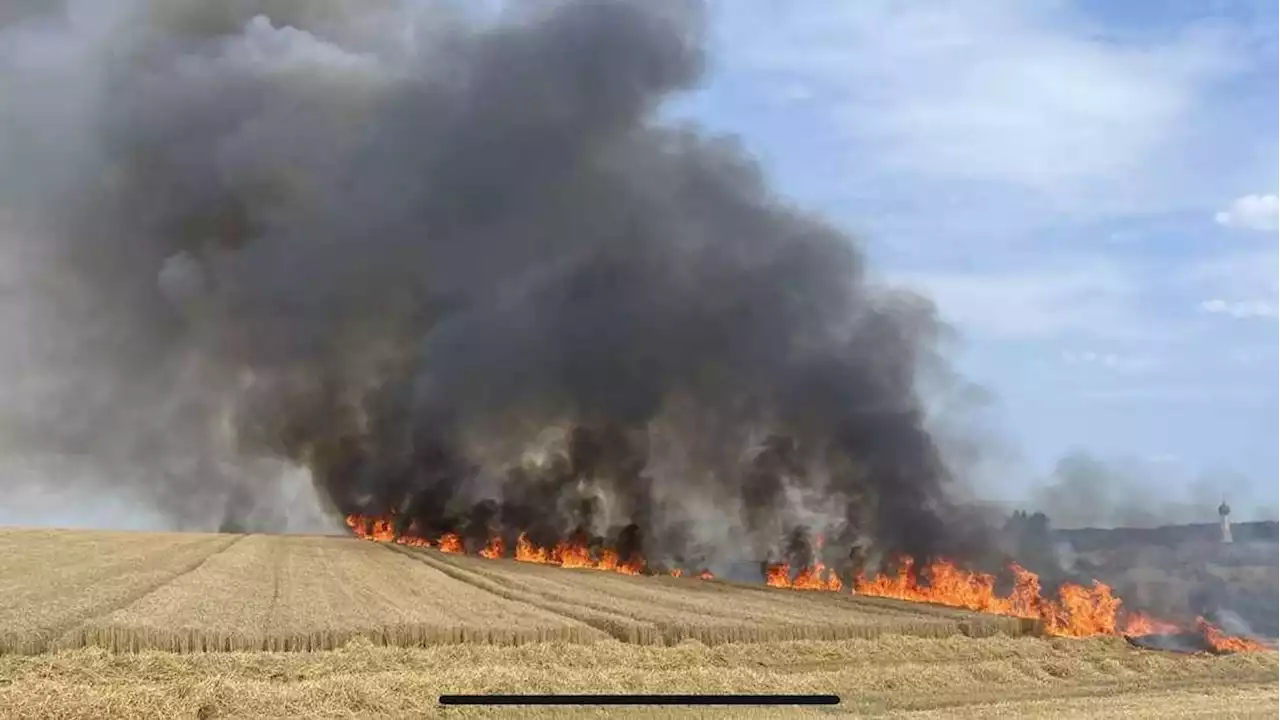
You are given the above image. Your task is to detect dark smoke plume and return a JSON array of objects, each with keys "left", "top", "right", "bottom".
[{"left": 0, "top": 0, "right": 978, "bottom": 570}]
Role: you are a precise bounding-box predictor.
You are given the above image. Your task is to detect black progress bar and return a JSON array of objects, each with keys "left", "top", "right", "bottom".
[{"left": 439, "top": 694, "right": 840, "bottom": 706}]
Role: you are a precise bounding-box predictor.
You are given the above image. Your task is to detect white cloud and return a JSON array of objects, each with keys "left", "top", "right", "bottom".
[
  {"left": 1198, "top": 298, "right": 1277, "bottom": 319},
  {"left": 1181, "top": 247, "right": 1278, "bottom": 327},
  {"left": 1062, "top": 350, "right": 1106, "bottom": 366},
  {"left": 1214, "top": 193, "right": 1280, "bottom": 231},
  {"left": 1061, "top": 349, "right": 1157, "bottom": 373},
  {"left": 1062, "top": 350, "right": 1114, "bottom": 365},
  {"left": 713, "top": 0, "right": 1240, "bottom": 210}
]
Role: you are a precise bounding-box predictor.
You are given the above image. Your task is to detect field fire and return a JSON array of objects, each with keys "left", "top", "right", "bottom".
[
  {"left": 346, "top": 513, "right": 651, "bottom": 576},
  {"left": 0, "top": 0, "right": 1268, "bottom": 677},
  {"left": 345, "top": 513, "right": 1264, "bottom": 654}
]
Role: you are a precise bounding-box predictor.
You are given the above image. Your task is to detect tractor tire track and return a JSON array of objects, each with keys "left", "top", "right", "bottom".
[{"left": 384, "top": 544, "right": 641, "bottom": 643}]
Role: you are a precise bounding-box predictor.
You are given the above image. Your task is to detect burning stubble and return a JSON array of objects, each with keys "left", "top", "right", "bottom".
[{"left": 0, "top": 1, "right": 975, "bottom": 571}]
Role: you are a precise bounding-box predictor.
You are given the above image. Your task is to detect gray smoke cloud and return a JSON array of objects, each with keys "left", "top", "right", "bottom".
[
  {"left": 0, "top": 0, "right": 980, "bottom": 571},
  {"left": 1030, "top": 451, "right": 1273, "bottom": 530}
]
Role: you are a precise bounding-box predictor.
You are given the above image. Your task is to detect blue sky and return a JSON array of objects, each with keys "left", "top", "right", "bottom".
[{"left": 668, "top": 0, "right": 1278, "bottom": 515}]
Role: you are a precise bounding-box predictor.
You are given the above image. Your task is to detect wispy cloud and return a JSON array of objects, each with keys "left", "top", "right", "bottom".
[
  {"left": 1183, "top": 245, "right": 1279, "bottom": 326},
  {"left": 1226, "top": 345, "right": 1276, "bottom": 367},
  {"left": 1183, "top": 246, "right": 1279, "bottom": 291},
  {"left": 1070, "top": 383, "right": 1271, "bottom": 404},
  {"left": 712, "top": 0, "right": 1249, "bottom": 218},
  {"left": 695, "top": 0, "right": 1276, "bottom": 489},
  {"left": 1061, "top": 350, "right": 1158, "bottom": 373},
  {"left": 1062, "top": 350, "right": 1120, "bottom": 367}
]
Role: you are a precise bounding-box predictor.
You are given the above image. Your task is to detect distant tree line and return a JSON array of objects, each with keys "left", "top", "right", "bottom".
[{"left": 1001, "top": 509, "right": 1071, "bottom": 584}]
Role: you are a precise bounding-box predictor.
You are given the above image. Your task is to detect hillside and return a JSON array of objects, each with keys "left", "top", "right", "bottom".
[{"left": 1056, "top": 521, "right": 1279, "bottom": 552}]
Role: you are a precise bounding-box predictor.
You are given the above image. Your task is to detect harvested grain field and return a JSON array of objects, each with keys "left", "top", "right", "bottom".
[
  {"left": 1, "top": 528, "right": 1275, "bottom": 719},
  {"left": 408, "top": 546, "right": 1034, "bottom": 644},
  {"left": 1, "top": 635, "right": 1275, "bottom": 719},
  {"left": 16, "top": 531, "right": 603, "bottom": 653},
  {"left": 0, "top": 529, "right": 236, "bottom": 653},
  {"left": 0, "top": 528, "right": 1024, "bottom": 653}
]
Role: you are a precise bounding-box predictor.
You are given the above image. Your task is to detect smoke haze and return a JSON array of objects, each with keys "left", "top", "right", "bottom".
[
  {"left": 0, "top": 0, "right": 982, "bottom": 570},
  {"left": 1029, "top": 451, "right": 1276, "bottom": 529}
]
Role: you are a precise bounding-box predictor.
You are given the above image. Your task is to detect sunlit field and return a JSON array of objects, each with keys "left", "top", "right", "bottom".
[{"left": 1, "top": 528, "right": 1275, "bottom": 719}]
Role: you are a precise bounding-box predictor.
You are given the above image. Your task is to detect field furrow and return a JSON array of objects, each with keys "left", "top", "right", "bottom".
[
  {"left": 66, "top": 535, "right": 279, "bottom": 652},
  {"left": 70, "top": 535, "right": 603, "bottom": 651}
]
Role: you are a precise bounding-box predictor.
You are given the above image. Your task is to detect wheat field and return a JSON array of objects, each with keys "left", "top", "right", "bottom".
[
  {"left": 0, "top": 529, "right": 237, "bottom": 653},
  {"left": 409, "top": 547, "right": 1032, "bottom": 644},
  {"left": 50, "top": 534, "right": 604, "bottom": 652},
  {"left": 1, "top": 528, "right": 1025, "bottom": 653},
  {"left": 0, "top": 528, "right": 1275, "bottom": 719}
]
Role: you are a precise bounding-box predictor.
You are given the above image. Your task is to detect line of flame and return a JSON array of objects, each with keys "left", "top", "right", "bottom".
[
  {"left": 344, "top": 513, "right": 700, "bottom": 578},
  {"left": 344, "top": 513, "right": 1261, "bottom": 652}
]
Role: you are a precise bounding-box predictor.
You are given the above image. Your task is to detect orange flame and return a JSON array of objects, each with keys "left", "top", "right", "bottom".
[
  {"left": 345, "top": 513, "right": 431, "bottom": 548},
  {"left": 514, "top": 532, "right": 553, "bottom": 564},
  {"left": 479, "top": 535, "right": 505, "bottom": 559},
  {"left": 510, "top": 532, "right": 644, "bottom": 575},
  {"left": 766, "top": 559, "right": 843, "bottom": 591},
  {"left": 853, "top": 557, "right": 1119, "bottom": 637},
  {"left": 766, "top": 536, "right": 841, "bottom": 591},
  {"left": 437, "top": 532, "right": 463, "bottom": 554},
  {"left": 1122, "top": 612, "right": 1180, "bottom": 637},
  {"left": 851, "top": 557, "right": 1263, "bottom": 649},
  {"left": 348, "top": 515, "right": 647, "bottom": 575},
  {"left": 556, "top": 539, "right": 594, "bottom": 569},
  {"left": 765, "top": 563, "right": 790, "bottom": 587},
  {"left": 345, "top": 514, "right": 1259, "bottom": 652},
  {"left": 1197, "top": 617, "right": 1265, "bottom": 653}
]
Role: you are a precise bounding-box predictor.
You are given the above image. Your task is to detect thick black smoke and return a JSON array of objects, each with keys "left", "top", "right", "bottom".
[{"left": 0, "top": 0, "right": 979, "bottom": 570}]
